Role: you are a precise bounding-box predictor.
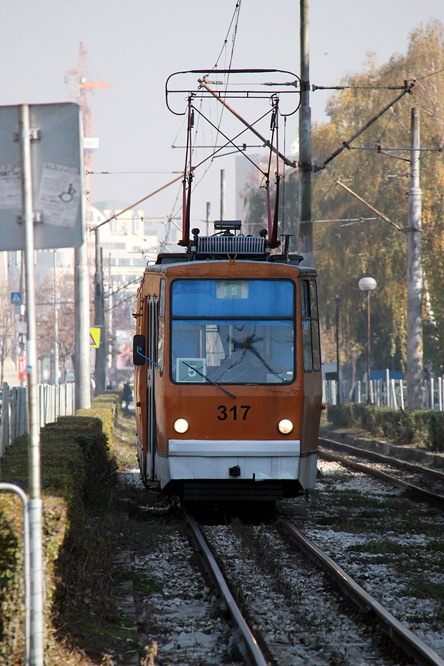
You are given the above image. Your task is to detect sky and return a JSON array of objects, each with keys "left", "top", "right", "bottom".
[{"left": 1, "top": 0, "right": 443, "bottom": 232}]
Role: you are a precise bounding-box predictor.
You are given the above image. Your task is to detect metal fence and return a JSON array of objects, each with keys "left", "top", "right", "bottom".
[
  {"left": 323, "top": 371, "right": 444, "bottom": 411},
  {"left": 0, "top": 382, "right": 75, "bottom": 456}
]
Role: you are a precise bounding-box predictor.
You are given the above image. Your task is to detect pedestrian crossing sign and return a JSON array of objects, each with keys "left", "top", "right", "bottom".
[
  {"left": 10, "top": 292, "right": 22, "bottom": 305},
  {"left": 90, "top": 327, "right": 101, "bottom": 348}
]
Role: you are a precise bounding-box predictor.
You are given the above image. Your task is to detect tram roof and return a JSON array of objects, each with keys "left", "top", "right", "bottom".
[{"left": 143, "top": 257, "right": 317, "bottom": 276}]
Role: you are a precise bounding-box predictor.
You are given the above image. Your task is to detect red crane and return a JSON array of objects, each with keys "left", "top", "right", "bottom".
[{"left": 66, "top": 42, "right": 109, "bottom": 223}]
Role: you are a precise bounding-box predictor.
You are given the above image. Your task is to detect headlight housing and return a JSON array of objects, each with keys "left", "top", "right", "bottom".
[
  {"left": 278, "top": 419, "right": 293, "bottom": 435},
  {"left": 173, "top": 418, "right": 189, "bottom": 434}
]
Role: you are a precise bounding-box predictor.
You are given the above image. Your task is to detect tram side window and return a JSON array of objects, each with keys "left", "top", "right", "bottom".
[
  {"left": 301, "top": 279, "right": 321, "bottom": 372},
  {"left": 157, "top": 280, "right": 166, "bottom": 370},
  {"left": 146, "top": 296, "right": 159, "bottom": 368}
]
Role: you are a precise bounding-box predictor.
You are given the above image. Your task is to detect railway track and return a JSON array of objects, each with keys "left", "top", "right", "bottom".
[
  {"left": 185, "top": 508, "right": 444, "bottom": 665},
  {"left": 186, "top": 512, "right": 268, "bottom": 666},
  {"left": 279, "top": 518, "right": 444, "bottom": 666},
  {"left": 319, "top": 436, "right": 444, "bottom": 507},
  {"left": 123, "top": 437, "right": 444, "bottom": 665}
]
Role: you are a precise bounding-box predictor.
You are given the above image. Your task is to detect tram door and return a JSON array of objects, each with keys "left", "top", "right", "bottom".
[{"left": 146, "top": 296, "right": 158, "bottom": 480}]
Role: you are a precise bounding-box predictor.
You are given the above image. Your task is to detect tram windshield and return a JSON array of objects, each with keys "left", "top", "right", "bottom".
[{"left": 170, "top": 279, "right": 295, "bottom": 384}]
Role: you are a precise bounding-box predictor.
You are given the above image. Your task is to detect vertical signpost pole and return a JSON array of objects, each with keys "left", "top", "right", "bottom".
[{"left": 19, "top": 103, "right": 44, "bottom": 666}]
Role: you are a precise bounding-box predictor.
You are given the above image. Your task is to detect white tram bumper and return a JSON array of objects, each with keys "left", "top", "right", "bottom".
[{"left": 158, "top": 439, "right": 313, "bottom": 489}]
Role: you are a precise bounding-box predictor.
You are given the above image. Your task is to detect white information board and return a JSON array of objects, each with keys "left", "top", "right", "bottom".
[{"left": 0, "top": 102, "right": 84, "bottom": 250}]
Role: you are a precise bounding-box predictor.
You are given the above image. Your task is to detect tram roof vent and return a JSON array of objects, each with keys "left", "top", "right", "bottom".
[{"left": 196, "top": 235, "right": 266, "bottom": 255}]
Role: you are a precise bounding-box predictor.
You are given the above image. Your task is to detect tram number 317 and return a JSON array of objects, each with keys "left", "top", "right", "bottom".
[{"left": 217, "top": 405, "right": 251, "bottom": 421}]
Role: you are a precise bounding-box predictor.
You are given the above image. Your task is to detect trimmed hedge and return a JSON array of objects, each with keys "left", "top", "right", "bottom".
[
  {"left": 327, "top": 403, "right": 444, "bottom": 453},
  {"left": 0, "top": 392, "right": 119, "bottom": 665}
]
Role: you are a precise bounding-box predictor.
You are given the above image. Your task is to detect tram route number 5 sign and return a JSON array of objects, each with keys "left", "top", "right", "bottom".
[
  {"left": 0, "top": 102, "right": 84, "bottom": 251},
  {"left": 176, "top": 358, "right": 206, "bottom": 383}
]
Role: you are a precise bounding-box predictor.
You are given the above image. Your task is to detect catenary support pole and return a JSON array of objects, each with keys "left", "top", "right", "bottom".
[
  {"left": 335, "top": 295, "right": 340, "bottom": 404},
  {"left": 406, "top": 108, "right": 423, "bottom": 410},
  {"left": 298, "top": 0, "right": 313, "bottom": 266},
  {"left": 106, "top": 253, "right": 113, "bottom": 388},
  {"left": 19, "top": 103, "right": 44, "bottom": 666},
  {"left": 74, "top": 237, "right": 91, "bottom": 410},
  {"left": 94, "top": 227, "right": 106, "bottom": 394}
]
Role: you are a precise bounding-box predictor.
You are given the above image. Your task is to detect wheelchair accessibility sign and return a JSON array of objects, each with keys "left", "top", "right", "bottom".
[{"left": 176, "top": 358, "right": 206, "bottom": 383}]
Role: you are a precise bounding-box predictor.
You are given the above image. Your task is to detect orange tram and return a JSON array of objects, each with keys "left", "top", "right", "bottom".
[{"left": 133, "top": 223, "right": 322, "bottom": 502}]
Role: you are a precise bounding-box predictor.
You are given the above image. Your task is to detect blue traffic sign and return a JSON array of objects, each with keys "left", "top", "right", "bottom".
[{"left": 10, "top": 292, "right": 22, "bottom": 305}]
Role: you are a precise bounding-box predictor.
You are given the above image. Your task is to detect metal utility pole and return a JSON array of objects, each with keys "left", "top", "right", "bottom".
[
  {"left": 94, "top": 228, "right": 106, "bottom": 394},
  {"left": 298, "top": 0, "right": 313, "bottom": 266},
  {"left": 406, "top": 107, "right": 423, "bottom": 410},
  {"left": 74, "top": 238, "right": 91, "bottom": 410},
  {"left": 220, "top": 169, "right": 226, "bottom": 221},
  {"left": 335, "top": 295, "right": 341, "bottom": 404},
  {"left": 106, "top": 254, "right": 113, "bottom": 388},
  {"left": 19, "top": 252, "right": 26, "bottom": 386}
]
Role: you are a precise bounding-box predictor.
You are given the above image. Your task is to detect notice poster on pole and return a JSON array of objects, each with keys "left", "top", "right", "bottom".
[
  {"left": 0, "top": 165, "right": 21, "bottom": 210},
  {"left": 0, "top": 102, "right": 84, "bottom": 251},
  {"left": 37, "top": 162, "right": 82, "bottom": 228}
]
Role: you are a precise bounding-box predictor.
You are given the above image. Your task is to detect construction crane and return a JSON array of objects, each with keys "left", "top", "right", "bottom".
[{"left": 65, "top": 41, "right": 109, "bottom": 222}]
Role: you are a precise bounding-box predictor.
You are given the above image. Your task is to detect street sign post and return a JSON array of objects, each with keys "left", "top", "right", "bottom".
[{"left": 0, "top": 101, "right": 85, "bottom": 666}]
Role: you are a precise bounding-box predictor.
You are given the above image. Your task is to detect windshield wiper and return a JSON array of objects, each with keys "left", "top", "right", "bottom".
[{"left": 182, "top": 362, "right": 236, "bottom": 399}]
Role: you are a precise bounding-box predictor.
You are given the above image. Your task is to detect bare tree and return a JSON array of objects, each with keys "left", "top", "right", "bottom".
[
  {"left": 36, "top": 272, "right": 75, "bottom": 382},
  {"left": 0, "top": 282, "right": 14, "bottom": 385}
]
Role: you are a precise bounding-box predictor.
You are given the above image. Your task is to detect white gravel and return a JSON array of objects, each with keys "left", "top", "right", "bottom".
[
  {"left": 203, "top": 522, "right": 404, "bottom": 665},
  {"left": 300, "top": 459, "right": 444, "bottom": 659},
  {"left": 123, "top": 470, "right": 244, "bottom": 665}
]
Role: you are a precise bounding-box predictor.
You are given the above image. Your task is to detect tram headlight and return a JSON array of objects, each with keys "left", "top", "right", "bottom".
[
  {"left": 278, "top": 419, "right": 294, "bottom": 435},
  {"left": 173, "top": 418, "right": 189, "bottom": 434}
]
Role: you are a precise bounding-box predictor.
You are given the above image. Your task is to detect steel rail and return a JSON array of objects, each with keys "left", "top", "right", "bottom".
[
  {"left": 185, "top": 512, "right": 268, "bottom": 666},
  {"left": 319, "top": 436, "right": 444, "bottom": 481},
  {"left": 319, "top": 448, "right": 444, "bottom": 506},
  {"left": 279, "top": 517, "right": 444, "bottom": 666}
]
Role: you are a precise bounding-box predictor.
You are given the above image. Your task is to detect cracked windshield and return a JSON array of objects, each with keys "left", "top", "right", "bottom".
[{"left": 171, "top": 278, "right": 295, "bottom": 384}]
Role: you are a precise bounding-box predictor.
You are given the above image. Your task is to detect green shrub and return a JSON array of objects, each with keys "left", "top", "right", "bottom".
[
  {"left": 0, "top": 500, "right": 21, "bottom": 663},
  {"left": 0, "top": 393, "right": 120, "bottom": 664},
  {"left": 326, "top": 403, "right": 444, "bottom": 452}
]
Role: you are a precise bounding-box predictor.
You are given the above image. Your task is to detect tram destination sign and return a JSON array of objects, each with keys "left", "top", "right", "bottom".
[{"left": 0, "top": 102, "right": 84, "bottom": 250}]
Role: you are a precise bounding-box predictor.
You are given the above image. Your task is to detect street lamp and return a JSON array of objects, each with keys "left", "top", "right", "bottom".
[{"left": 358, "top": 277, "right": 377, "bottom": 403}]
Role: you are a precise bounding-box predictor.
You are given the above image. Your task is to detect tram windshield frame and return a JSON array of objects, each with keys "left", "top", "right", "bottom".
[{"left": 170, "top": 278, "right": 296, "bottom": 385}]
